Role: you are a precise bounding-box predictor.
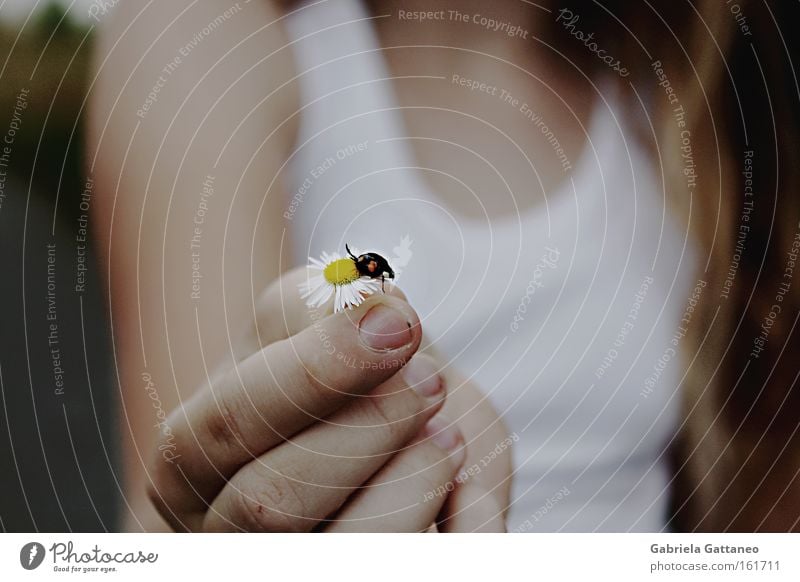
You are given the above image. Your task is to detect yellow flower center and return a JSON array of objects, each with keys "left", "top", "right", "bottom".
[{"left": 323, "top": 258, "right": 360, "bottom": 286}]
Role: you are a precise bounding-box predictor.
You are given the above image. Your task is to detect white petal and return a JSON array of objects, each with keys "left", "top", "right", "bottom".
[
  {"left": 348, "top": 284, "right": 369, "bottom": 305},
  {"left": 308, "top": 282, "right": 333, "bottom": 307},
  {"left": 357, "top": 277, "right": 381, "bottom": 294},
  {"left": 302, "top": 249, "right": 377, "bottom": 313},
  {"left": 299, "top": 275, "right": 324, "bottom": 298},
  {"left": 334, "top": 285, "right": 345, "bottom": 313},
  {"left": 321, "top": 251, "right": 342, "bottom": 265}
]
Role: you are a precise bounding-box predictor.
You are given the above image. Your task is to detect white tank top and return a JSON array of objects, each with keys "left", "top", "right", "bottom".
[{"left": 284, "top": 0, "right": 697, "bottom": 532}]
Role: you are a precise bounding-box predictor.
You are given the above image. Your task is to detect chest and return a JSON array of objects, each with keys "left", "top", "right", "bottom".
[{"left": 283, "top": 1, "right": 693, "bottom": 447}]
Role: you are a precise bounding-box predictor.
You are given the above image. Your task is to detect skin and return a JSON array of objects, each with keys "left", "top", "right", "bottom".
[
  {"left": 151, "top": 272, "right": 486, "bottom": 532},
  {"left": 369, "top": 0, "right": 596, "bottom": 218},
  {"left": 89, "top": 0, "right": 532, "bottom": 531}
]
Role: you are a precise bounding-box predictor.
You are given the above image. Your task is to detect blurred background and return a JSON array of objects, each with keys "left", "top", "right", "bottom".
[
  {"left": 1, "top": 0, "right": 798, "bottom": 535},
  {"left": 0, "top": 1, "right": 118, "bottom": 531}
]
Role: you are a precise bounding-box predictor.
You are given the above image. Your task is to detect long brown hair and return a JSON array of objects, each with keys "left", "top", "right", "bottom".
[
  {"left": 546, "top": 0, "right": 800, "bottom": 531},
  {"left": 352, "top": 0, "right": 800, "bottom": 530}
]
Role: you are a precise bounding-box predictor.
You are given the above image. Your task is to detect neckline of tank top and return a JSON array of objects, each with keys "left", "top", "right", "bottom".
[{"left": 288, "top": 0, "right": 626, "bottom": 228}]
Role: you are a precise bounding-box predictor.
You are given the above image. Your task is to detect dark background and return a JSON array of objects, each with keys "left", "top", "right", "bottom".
[{"left": 0, "top": 4, "right": 119, "bottom": 532}]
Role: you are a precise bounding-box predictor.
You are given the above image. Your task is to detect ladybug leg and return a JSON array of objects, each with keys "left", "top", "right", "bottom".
[{"left": 381, "top": 275, "right": 385, "bottom": 293}]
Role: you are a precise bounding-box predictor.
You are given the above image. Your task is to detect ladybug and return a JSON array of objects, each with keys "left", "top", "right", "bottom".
[{"left": 346, "top": 243, "right": 395, "bottom": 291}]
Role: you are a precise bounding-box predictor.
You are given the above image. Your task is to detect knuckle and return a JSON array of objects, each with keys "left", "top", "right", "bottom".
[
  {"left": 297, "top": 350, "right": 340, "bottom": 407},
  {"left": 233, "top": 477, "right": 310, "bottom": 532},
  {"left": 202, "top": 383, "right": 252, "bottom": 457}
]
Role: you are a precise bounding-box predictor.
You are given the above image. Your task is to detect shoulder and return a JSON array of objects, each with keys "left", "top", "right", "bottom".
[{"left": 90, "top": 0, "right": 299, "bottom": 154}]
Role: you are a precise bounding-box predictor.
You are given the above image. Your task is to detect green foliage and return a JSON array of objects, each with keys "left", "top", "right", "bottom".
[{"left": 0, "top": 2, "right": 93, "bottom": 222}]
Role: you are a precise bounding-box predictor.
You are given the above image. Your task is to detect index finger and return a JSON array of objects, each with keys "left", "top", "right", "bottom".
[{"left": 237, "top": 266, "right": 408, "bottom": 359}]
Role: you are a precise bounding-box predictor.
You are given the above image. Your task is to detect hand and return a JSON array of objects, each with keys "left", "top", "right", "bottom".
[{"left": 147, "top": 267, "right": 469, "bottom": 532}]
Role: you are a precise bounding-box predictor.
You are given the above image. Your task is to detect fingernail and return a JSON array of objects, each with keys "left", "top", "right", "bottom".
[
  {"left": 359, "top": 304, "right": 414, "bottom": 352},
  {"left": 423, "top": 416, "right": 466, "bottom": 468},
  {"left": 402, "top": 355, "right": 443, "bottom": 398}
]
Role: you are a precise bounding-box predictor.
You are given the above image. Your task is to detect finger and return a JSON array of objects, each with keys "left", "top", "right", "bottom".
[
  {"left": 237, "top": 266, "right": 408, "bottom": 359},
  {"left": 433, "top": 361, "right": 513, "bottom": 514},
  {"left": 437, "top": 482, "right": 507, "bottom": 532},
  {"left": 323, "top": 416, "right": 467, "bottom": 532},
  {"left": 203, "top": 354, "right": 448, "bottom": 532},
  {"left": 148, "top": 293, "right": 422, "bottom": 529}
]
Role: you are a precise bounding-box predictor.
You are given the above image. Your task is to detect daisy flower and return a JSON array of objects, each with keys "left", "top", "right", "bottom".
[{"left": 299, "top": 249, "right": 383, "bottom": 313}]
